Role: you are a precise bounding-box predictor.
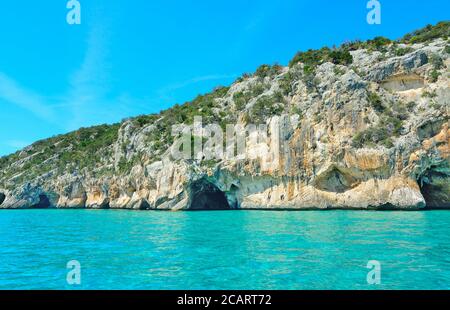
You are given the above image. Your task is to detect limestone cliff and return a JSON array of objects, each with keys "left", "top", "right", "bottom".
[{"left": 1, "top": 22, "right": 449, "bottom": 210}]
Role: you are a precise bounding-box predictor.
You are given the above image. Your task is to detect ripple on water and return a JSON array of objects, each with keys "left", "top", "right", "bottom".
[{"left": 0, "top": 209, "right": 449, "bottom": 289}]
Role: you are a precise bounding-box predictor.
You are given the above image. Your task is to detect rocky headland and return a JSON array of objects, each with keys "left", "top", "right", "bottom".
[{"left": 1, "top": 22, "right": 449, "bottom": 210}]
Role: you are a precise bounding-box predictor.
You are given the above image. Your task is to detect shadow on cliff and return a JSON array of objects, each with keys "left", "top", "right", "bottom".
[{"left": 0, "top": 192, "right": 5, "bottom": 206}]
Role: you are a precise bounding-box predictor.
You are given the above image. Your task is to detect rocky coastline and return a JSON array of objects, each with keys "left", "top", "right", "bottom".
[{"left": 1, "top": 23, "right": 449, "bottom": 211}]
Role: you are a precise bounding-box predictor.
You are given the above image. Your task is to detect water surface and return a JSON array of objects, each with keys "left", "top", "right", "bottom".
[{"left": 0, "top": 210, "right": 449, "bottom": 289}]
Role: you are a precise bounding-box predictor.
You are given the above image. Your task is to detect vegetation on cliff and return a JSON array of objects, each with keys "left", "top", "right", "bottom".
[{"left": 0, "top": 22, "right": 449, "bottom": 210}]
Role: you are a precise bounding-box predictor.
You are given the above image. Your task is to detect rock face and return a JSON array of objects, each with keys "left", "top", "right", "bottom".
[{"left": 1, "top": 24, "right": 449, "bottom": 210}]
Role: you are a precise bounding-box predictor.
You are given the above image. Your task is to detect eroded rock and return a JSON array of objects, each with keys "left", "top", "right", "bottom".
[{"left": 0, "top": 33, "right": 449, "bottom": 211}]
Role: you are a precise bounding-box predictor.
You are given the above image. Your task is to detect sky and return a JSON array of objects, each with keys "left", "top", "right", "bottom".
[{"left": 0, "top": 0, "right": 448, "bottom": 156}]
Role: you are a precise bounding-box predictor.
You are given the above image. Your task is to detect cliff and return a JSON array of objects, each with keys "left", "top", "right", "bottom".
[{"left": 1, "top": 22, "right": 449, "bottom": 210}]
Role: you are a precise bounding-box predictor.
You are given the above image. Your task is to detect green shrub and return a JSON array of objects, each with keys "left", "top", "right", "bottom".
[
  {"left": 430, "top": 69, "right": 441, "bottom": 82},
  {"left": 333, "top": 66, "right": 345, "bottom": 76},
  {"left": 251, "top": 83, "right": 266, "bottom": 97},
  {"left": 391, "top": 102, "right": 409, "bottom": 121},
  {"left": 250, "top": 92, "right": 286, "bottom": 123},
  {"left": 352, "top": 109, "right": 404, "bottom": 149},
  {"left": 233, "top": 91, "right": 252, "bottom": 110},
  {"left": 352, "top": 127, "right": 388, "bottom": 148},
  {"left": 352, "top": 126, "right": 395, "bottom": 149},
  {"left": 431, "top": 54, "right": 444, "bottom": 69},
  {"left": 422, "top": 90, "right": 437, "bottom": 98},
  {"left": 279, "top": 72, "right": 294, "bottom": 95},
  {"left": 117, "top": 155, "right": 141, "bottom": 174},
  {"left": 289, "top": 47, "right": 353, "bottom": 68},
  {"left": 255, "top": 64, "right": 283, "bottom": 79},
  {"left": 235, "top": 73, "right": 251, "bottom": 83},
  {"left": 289, "top": 47, "right": 331, "bottom": 68},
  {"left": 380, "top": 114, "right": 403, "bottom": 136},
  {"left": 279, "top": 67, "right": 303, "bottom": 96},
  {"left": 302, "top": 66, "right": 317, "bottom": 91},
  {"left": 329, "top": 50, "right": 353, "bottom": 65},
  {"left": 134, "top": 114, "right": 159, "bottom": 127},
  {"left": 343, "top": 37, "right": 392, "bottom": 52},
  {"left": 366, "top": 36, "right": 392, "bottom": 52},
  {"left": 394, "top": 47, "right": 413, "bottom": 56},
  {"left": 401, "top": 21, "right": 449, "bottom": 44},
  {"left": 381, "top": 138, "right": 394, "bottom": 148},
  {"left": 445, "top": 45, "right": 450, "bottom": 54},
  {"left": 341, "top": 40, "right": 366, "bottom": 51},
  {"left": 406, "top": 101, "right": 416, "bottom": 112},
  {"left": 291, "top": 105, "right": 303, "bottom": 118},
  {"left": 303, "top": 64, "right": 315, "bottom": 75},
  {"left": 367, "top": 92, "right": 384, "bottom": 112}
]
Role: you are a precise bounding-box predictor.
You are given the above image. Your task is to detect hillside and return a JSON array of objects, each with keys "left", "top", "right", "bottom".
[{"left": 0, "top": 22, "right": 449, "bottom": 210}]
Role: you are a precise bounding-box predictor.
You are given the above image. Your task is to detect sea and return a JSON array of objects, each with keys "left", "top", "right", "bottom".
[{"left": 0, "top": 209, "right": 449, "bottom": 289}]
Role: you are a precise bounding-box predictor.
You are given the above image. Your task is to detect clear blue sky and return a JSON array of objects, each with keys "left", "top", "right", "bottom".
[{"left": 0, "top": 0, "right": 448, "bottom": 156}]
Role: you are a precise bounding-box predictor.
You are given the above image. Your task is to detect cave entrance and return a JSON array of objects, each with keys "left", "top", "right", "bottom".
[
  {"left": 30, "top": 194, "right": 51, "bottom": 209},
  {"left": 418, "top": 165, "right": 450, "bottom": 209},
  {"left": 419, "top": 181, "right": 450, "bottom": 209},
  {"left": 0, "top": 193, "right": 5, "bottom": 206},
  {"left": 189, "top": 179, "right": 231, "bottom": 210}
]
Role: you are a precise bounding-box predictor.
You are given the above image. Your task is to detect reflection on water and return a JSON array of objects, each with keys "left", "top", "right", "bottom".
[{"left": 0, "top": 210, "right": 449, "bottom": 289}]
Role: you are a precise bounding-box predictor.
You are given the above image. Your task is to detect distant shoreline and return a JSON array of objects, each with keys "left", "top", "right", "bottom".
[{"left": 1, "top": 207, "right": 449, "bottom": 212}]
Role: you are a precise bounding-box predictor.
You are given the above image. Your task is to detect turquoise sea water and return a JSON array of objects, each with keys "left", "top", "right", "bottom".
[{"left": 0, "top": 210, "right": 450, "bottom": 290}]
